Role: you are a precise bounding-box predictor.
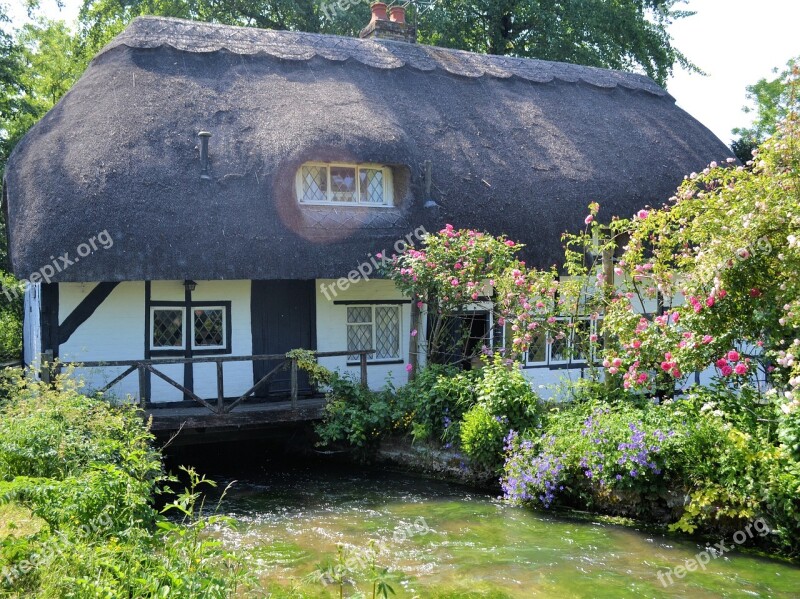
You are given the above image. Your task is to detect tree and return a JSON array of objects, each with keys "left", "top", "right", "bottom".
[
  {"left": 73, "top": 0, "right": 696, "bottom": 86},
  {"left": 415, "top": 0, "right": 697, "bottom": 86},
  {"left": 731, "top": 56, "right": 799, "bottom": 161},
  {"left": 76, "top": 0, "right": 371, "bottom": 57},
  {"left": 0, "top": 4, "right": 27, "bottom": 178}
]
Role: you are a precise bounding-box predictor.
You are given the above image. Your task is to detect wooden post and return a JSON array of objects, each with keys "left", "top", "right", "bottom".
[
  {"left": 360, "top": 353, "right": 368, "bottom": 389},
  {"left": 216, "top": 360, "right": 225, "bottom": 413},
  {"left": 409, "top": 301, "right": 420, "bottom": 381},
  {"left": 601, "top": 228, "right": 615, "bottom": 352},
  {"left": 137, "top": 364, "right": 148, "bottom": 408},
  {"left": 40, "top": 350, "right": 53, "bottom": 384},
  {"left": 290, "top": 358, "right": 298, "bottom": 409}
]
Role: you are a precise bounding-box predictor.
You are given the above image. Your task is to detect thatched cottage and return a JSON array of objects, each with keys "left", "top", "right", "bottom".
[{"left": 3, "top": 10, "right": 732, "bottom": 404}]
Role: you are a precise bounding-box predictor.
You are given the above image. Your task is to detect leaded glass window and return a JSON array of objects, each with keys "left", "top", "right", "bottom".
[
  {"left": 359, "top": 168, "right": 384, "bottom": 204},
  {"left": 300, "top": 165, "right": 327, "bottom": 203},
  {"left": 330, "top": 166, "right": 357, "bottom": 202},
  {"left": 193, "top": 308, "right": 225, "bottom": 348},
  {"left": 375, "top": 306, "right": 400, "bottom": 359},
  {"left": 522, "top": 317, "right": 596, "bottom": 367},
  {"left": 346, "top": 305, "right": 401, "bottom": 362},
  {"left": 298, "top": 163, "right": 391, "bottom": 206},
  {"left": 152, "top": 308, "right": 184, "bottom": 349},
  {"left": 527, "top": 328, "right": 547, "bottom": 364}
]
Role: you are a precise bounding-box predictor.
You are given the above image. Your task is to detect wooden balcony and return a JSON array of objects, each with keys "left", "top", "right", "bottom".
[{"left": 54, "top": 350, "right": 374, "bottom": 444}]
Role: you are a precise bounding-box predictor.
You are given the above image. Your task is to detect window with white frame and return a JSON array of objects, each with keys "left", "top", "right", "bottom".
[
  {"left": 524, "top": 317, "right": 597, "bottom": 367},
  {"left": 192, "top": 307, "right": 226, "bottom": 350},
  {"left": 151, "top": 307, "right": 185, "bottom": 349},
  {"left": 347, "top": 305, "right": 401, "bottom": 362},
  {"left": 150, "top": 303, "right": 230, "bottom": 353},
  {"left": 297, "top": 163, "right": 393, "bottom": 206}
]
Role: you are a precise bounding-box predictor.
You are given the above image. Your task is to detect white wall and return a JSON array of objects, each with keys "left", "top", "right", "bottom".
[
  {"left": 316, "top": 278, "right": 412, "bottom": 390},
  {"left": 59, "top": 282, "right": 145, "bottom": 401},
  {"left": 22, "top": 283, "right": 41, "bottom": 368},
  {"left": 58, "top": 280, "right": 253, "bottom": 404},
  {"left": 189, "top": 280, "right": 252, "bottom": 400}
]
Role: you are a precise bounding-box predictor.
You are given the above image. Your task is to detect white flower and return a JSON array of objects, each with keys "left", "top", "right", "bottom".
[
  {"left": 700, "top": 402, "right": 715, "bottom": 413},
  {"left": 712, "top": 410, "right": 724, "bottom": 418}
]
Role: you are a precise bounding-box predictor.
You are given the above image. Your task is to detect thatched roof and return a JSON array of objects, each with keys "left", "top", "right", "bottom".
[{"left": 4, "top": 16, "right": 732, "bottom": 282}]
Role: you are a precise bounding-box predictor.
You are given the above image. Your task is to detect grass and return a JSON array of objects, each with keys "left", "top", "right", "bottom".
[{"left": 0, "top": 502, "right": 45, "bottom": 537}]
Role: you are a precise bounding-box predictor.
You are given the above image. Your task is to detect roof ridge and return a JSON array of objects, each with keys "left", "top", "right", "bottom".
[{"left": 96, "top": 15, "right": 669, "bottom": 97}]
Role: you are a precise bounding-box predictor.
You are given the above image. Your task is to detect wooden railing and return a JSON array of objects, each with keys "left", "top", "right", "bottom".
[{"left": 57, "top": 350, "right": 374, "bottom": 415}]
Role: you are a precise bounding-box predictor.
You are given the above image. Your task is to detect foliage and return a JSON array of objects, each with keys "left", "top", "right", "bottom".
[
  {"left": 597, "top": 107, "right": 799, "bottom": 398},
  {"left": 314, "top": 371, "right": 401, "bottom": 453},
  {"left": 415, "top": 0, "right": 697, "bottom": 86},
  {"left": 393, "top": 364, "right": 476, "bottom": 444},
  {"left": 384, "top": 222, "right": 593, "bottom": 369},
  {"left": 0, "top": 271, "right": 22, "bottom": 360},
  {"left": 473, "top": 356, "right": 541, "bottom": 432},
  {"left": 286, "top": 348, "right": 333, "bottom": 387},
  {"left": 459, "top": 403, "right": 505, "bottom": 470},
  {"left": 0, "top": 4, "right": 27, "bottom": 180},
  {"left": 0, "top": 370, "right": 253, "bottom": 596},
  {"left": 305, "top": 540, "right": 397, "bottom": 599},
  {"left": 732, "top": 57, "right": 799, "bottom": 148},
  {"left": 456, "top": 357, "right": 543, "bottom": 469}
]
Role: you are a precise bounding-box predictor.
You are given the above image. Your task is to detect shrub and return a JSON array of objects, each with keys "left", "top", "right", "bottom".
[
  {"left": 459, "top": 404, "right": 505, "bottom": 469},
  {"left": 394, "top": 364, "right": 477, "bottom": 444},
  {"left": 473, "top": 356, "right": 541, "bottom": 432},
  {"left": 0, "top": 370, "right": 253, "bottom": 596},
  {"left": 315, "top": 372, "right": 400, "bottom": 453}
]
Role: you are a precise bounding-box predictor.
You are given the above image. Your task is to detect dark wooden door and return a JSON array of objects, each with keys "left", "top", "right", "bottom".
[{"left": 251, "top": 280, "right": 316, "bottom": 397}]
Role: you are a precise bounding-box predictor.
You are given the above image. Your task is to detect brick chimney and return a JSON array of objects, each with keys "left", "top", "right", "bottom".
[{"left": 360, "top": 2, "right": 416, "bottom": 44}]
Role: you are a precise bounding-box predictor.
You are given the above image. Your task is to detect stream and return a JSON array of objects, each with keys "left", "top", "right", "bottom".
[{"left": 200, "top": 458, "right": 800, "bottom": 598}]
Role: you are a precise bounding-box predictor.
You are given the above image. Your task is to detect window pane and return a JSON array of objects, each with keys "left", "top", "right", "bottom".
[
  {"left": 347, "top": 307, "right": 372, "bottom": 324},
  {"left": 375, "top": 306, "right": 400, "bottom": 359},
  {"left": 527, "top": 328, "right": 547, "bottom": 363},
  {"left": 301, "top": 165, "right": 327, "bottom": 203},
  {"left": 347, "top": 324, "right": 373, "bottom": 361},
  {"left": 550, "top": 331, "right": 569, "bottom": 363},
  {"left": 572, "top": 319, "right": 591, "bottom": 362},
  {"left": 194, "top": 308, "right": 224, "bottom": 347},
  {"left": 153, "top": 309, "right": 183, "bottom": 348},
  {"left": 330, "top": 166, "right": 357, "bottom": 202},
  {"left": 359, "top": 169, "right": 384, "bottom": 204}
]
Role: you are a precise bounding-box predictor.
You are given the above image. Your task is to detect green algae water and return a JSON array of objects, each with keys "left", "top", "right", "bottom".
[{"left": 212, "top": 463, "right": 800, "bottom": 598}]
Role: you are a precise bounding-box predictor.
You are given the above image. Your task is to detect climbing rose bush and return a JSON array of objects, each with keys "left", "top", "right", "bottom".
[
  {"left": 604, "top": 111, "right": 799, "bottom": 406},
  {"left": 385, "top": 225, "right": 571, "bottom": 363}
]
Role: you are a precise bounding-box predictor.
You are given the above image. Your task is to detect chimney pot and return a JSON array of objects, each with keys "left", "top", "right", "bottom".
[
  {"left": 389, "top": 5, "right": 406, "bottom": 24},
  {"left": 370, "top": 2, "right": 389, "bottom": 22},
  {"left": 361, "top": 1, "right": 416, "bottom": 43}
]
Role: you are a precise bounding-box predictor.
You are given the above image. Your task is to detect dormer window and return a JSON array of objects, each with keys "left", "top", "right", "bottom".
[{"left": 297, "top": 162, "right": 393, "bottom": 206}]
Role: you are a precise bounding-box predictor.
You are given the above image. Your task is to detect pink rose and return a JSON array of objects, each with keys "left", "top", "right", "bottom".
[
  {"left": 505, "top": 240, "right": 515, "bottom": 247},
  {"left": 405, "top": 363, "right": 413, "bottom": 373},
  {"left": 734, "top": 363, "right": 748, "bottom": 375},
  {"left": 585, "top": 215, "right": 594, "bottom": 225},
  {"left": 410, "top": 329, "right": 418, "bottom": 337},
  {"left": 727, "top": 350, "right": 740, "bottom": 362},
  {"left": 637, "top": 209, "right": 649, "bottom": 220}
]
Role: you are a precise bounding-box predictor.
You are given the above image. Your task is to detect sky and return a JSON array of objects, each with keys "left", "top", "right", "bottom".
[{"left": 6, "top": 0, "right": 800, "bottom": 145}]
